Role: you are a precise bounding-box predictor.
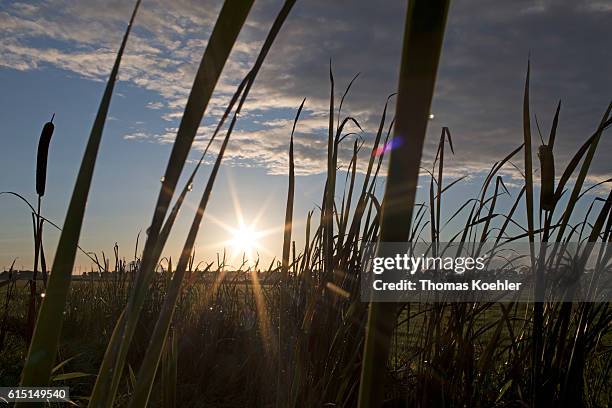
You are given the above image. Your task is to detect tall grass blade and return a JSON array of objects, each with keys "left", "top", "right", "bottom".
[
  {"left": 521, "top": 61, "right": 545, "bottom": 405},
  {"left": 358, "top": 1, "right": 451, "bottom": 406},
  {"left": 18, "top": 0, "right": 141, "bottom": 392},
  {"left": 129, "top": 97, "right": 247, "bottom": 408},
  {"left": 324, "top": 63, "right": 336, "bottom": 283},
  {"left": 343, "top": 96, "right": 394, "bottom": 255},
  {"left": 282, "top": 99, "right": 304, "bottom": 281},
  {"left": 128, "top": 123, "right": 233, "bottom": 407},
  {"left": 554, "top": 103, "right": 611, "bottom": 241},
  {"left": 522, "top": 60, "right": 535, "bottom": 243},
  {"left": 277, "top": 98, "right": 304, "bottom": 407},
  {"left": 124, "top": 3, "right": 298, "bottom": 406},
  {"left": 89, "top": 1, "right": 255, "bottom": 406}
]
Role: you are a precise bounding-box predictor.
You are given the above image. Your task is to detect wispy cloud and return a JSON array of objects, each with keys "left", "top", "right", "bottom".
[{"left": 0, "top": 0, "right": 610, "bottom": 181}]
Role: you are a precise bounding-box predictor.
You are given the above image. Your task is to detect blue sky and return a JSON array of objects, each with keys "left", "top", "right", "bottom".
[{"left": 0, "top": 0, "right": 611, "bottom": 272}]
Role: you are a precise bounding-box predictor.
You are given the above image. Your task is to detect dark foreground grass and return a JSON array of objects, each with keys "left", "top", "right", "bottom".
[{"left": 1, "top": 274, "right": 611, "bottom": 407}]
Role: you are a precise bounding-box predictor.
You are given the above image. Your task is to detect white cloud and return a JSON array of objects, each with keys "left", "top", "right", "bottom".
[
  {"left": 123, "top": 131, "right": 150, "bottom": 140},
  {"left": 146, "top": 101, "right": 164, "bottom": 110},
  {"left": 0, "top": 0, "right": 610, "bottom": 181}
]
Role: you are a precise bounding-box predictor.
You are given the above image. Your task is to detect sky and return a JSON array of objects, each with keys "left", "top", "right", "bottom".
[{"left": 0, "top": 0, "right": 611, "bottom": 272}]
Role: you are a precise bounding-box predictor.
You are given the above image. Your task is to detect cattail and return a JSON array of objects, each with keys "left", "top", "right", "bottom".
[
  {"left": 538, "top": 144, "right": 555, "bottom": 211},
  {"left": 36, "top": 114, "right": 55, "bottom": 197}
]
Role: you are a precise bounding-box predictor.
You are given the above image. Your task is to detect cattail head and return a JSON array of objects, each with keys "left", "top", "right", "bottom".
[
  {"left": 36, "top": 114, "right": 55, "bottom": 197},
  {"left": 538, "top": 144, "right": 555, "bottom": 211}
]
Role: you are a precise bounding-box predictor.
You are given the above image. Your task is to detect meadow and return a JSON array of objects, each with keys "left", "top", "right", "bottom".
[{"left": 1, "top": 0, "right": 611, "bottom": 407}]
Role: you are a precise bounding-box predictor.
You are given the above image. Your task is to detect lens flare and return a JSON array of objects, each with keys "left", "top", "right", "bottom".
[{"left": 374, "top": 137, "right": 402, "bottom": 157}]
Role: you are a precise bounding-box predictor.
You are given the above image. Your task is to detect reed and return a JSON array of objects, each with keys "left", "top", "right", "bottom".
[
  {"left": 89, "top": 2, "right": 256, "bottom": 406},
  {"left": 277, "top": 98, "right": 304, "bottom": 407},
  {"left": 358, "top": 1, "right": 451, "bottom": 406},
  {"left": 25, "top": 114, "right": 55, "bottom": 341},
  {"left": 100, "top": 2, "right": 297, "bottom": 406},
  {"left": 18, "top": 1, "right": 141, "bottom": 396}
]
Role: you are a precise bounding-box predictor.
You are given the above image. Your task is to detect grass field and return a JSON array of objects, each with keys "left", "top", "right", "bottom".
[{"left": 2, "top": 272, "right": 611, "bottom": 406}]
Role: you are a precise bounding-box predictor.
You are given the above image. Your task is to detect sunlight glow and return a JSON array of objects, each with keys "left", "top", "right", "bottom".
[
  {"left": 194, "top": 169, "right": 303, "bottom": 266},
  {"left": 229, "top": 224, "right": 261, "bottom": 256}
]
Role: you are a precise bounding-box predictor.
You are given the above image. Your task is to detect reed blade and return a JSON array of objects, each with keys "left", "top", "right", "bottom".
[
  {"left": 124, "top": 2, "right": 298, "bottom": 406},
  {"left": 89, "top": 1, "right": 255, "bottom": 406},
  {"left": 358, "top": 1, "right": 451, "bottom": 406},
  {"left": 18, "top": 0, "right": 141, "bottom": 392}
]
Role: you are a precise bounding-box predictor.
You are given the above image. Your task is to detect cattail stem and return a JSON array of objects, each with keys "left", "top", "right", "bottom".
[{"left": 27, "top": 108, "right": 53, "bottom": 342}]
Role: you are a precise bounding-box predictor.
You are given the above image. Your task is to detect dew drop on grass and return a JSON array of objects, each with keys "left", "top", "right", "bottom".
[
  {"left": 187, "top": 183, "right": 193, "bottom": 192},
  {"left": 160, "top": 176, "right": 165, "bottom": 183}
]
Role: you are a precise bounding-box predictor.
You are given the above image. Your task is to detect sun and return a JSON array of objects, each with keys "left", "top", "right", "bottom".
[{"left": 229, "top": 224, "right": 261, "bottom": 256}]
